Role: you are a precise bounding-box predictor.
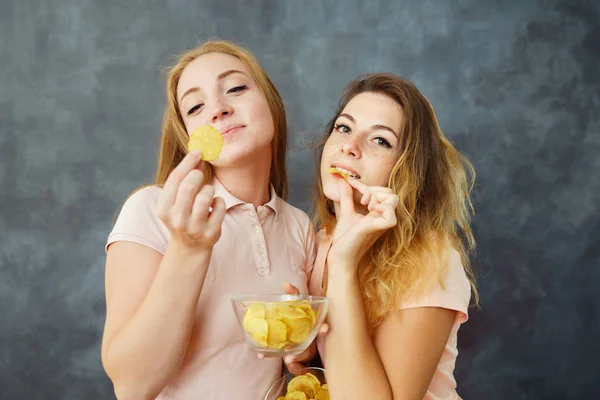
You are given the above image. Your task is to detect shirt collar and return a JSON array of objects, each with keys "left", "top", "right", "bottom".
[{"left": 212, "top": 177, "right": 279, "bottom": 218}]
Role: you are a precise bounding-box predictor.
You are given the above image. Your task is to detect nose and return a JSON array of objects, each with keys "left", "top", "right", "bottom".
[
  {"left": 209, "top": 98, "right": 233, "bottom": 123},
  {"left": 341, "top": 136, "right": 361, "bottom": 158}
]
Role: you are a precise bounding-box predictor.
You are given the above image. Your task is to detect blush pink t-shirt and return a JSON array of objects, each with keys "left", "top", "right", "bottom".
[
  {"left": 308, "top": 232, "right": 470, "bottom": 400},
  {"left": 105, "top": 179, "right": 316, "bottom": 400}
]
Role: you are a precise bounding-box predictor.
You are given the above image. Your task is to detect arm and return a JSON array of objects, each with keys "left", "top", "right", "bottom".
[
  {"left": 374, "top": 305, "right": 455, "bottom": 399},
  {"left": 324, "top": 267, "right": 455, "bottom": 400},
  {"left": 101, "top": 151, "right": 226, "bottom": 399},
  {"left": 323, "top": 177, "right": 455, "bottom": 399},
  {"left": 101, "top": 242, "right": 212, "bottom": 400}
]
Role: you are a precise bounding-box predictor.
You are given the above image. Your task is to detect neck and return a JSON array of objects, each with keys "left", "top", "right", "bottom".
[{"left": 214, "top": 152, "right": 273, "bottom": 208}]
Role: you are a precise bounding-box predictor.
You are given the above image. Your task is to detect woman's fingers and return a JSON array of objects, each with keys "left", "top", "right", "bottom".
[{"left": 158, "top": 151, "right": 203, "bottom": 216}]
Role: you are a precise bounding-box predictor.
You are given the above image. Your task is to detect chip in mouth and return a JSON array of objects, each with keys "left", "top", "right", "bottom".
[{"left": 328, "top": 166, "right": 360, "bottom": 180}]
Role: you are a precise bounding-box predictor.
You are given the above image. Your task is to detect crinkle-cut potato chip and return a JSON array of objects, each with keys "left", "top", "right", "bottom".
[
  {"left": 284, "top": 391, "right": 308, "bottom": 400},
  {"left": 327, "top": 167, "right": 348, "bottom": 180},
  {"left": 287, "top": 374, "right": 320, "bottom": 398},
  {"left": 314, "top": 387, "right": 330, "bottom": 400},
  {"left": 187, "top": 125, "right": 224, "bottom": 161},
  {"left": 305, "top": 373, "right": 321, "bottom": 389},
  {"left": 275, "top": 372, "right": 326, "bottom": 400},
  {"left": 241, "top": 300, "right": 317, "bottom": 350}
]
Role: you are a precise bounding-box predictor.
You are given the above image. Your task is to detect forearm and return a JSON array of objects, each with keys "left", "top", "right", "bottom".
[
  {"left": 324, "top": 265, "right": 393, "bottom": 400},
  {"left": 103, "top": 243, "right": 212, "bottom": 399}
]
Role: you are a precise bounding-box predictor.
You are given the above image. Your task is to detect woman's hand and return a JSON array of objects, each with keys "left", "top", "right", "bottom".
[
  {"left": 329, "top": 177, "right": 399, "bottom": 268},
  {"left": 156, "top": 150, "right": 227, "bottom": 254},
  {"left": 257, "top": 282, "right": 329, "bottom": 374}
]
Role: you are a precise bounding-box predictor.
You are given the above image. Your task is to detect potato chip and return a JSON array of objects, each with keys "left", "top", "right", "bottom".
[
  {"left": 187, "top": 125, "right": 224, "bottom": 161},
  {"left": 241, "top": 300, "right": 318, "bottom": 350},
  {"left": 269, "top": 304, "right": 307, "bottom": 320},
  {"left": 291, "top": 301, "right": 316, "bottom": 326},
  {"left": 304, "top": 373, "right": 321, "bottom": 389},
  {"left": 284, "top": 390, "right": 308, "bottom": 400},
  {"left": 273, "top": 370, "right": 325, "bottom": 400},
  {"left": 286, "top": 318, "right": 313, "bottom": 344},
  {"left": 327, "top": 167, "right": 348, "bottom": 180},
  {"left": 244, "top": 303, "right": 266, "bottom": 321},
  {"left": 287, "top": 374, "right": 320, "bottom": 398},
  {"left": 314, "top": 387, "right": 330, "bottom": 400},
  {"left": 243, "top": 318, "right": 268, "bottom": 347},
  {"left": 266, "top": 318, "right": 288, "bottom": 347}
]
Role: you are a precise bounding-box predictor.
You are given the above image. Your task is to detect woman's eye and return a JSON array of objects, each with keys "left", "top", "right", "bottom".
[
  {"left": 187, "top": 104, "right": 203, "bottom": 115},
  {"left": 334, "top": 124, "right": 351, "bottom": 134},
  {"left": 374, "top": 137, "right": 392, "bottom": 148},
  {"left": 227, "top": 85, "right": 247, "bottom": 94}
]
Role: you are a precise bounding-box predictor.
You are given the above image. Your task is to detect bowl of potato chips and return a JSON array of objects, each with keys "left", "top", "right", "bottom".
[
  {"left": 231, "top": 294, "right": 329, "bottom": 357},
  {"left": 264, "top": 367, "right": 329, "bottom": 400}
]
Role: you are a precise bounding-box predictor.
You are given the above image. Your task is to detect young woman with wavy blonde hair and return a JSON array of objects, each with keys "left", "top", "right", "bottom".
[{"left": 288, "top": 73, "right": 478, "bottom": 400}]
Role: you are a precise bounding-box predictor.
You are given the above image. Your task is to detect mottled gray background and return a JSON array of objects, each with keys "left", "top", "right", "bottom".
[{"left": 1, "top": 0, "right": 599, "bottom": 399}]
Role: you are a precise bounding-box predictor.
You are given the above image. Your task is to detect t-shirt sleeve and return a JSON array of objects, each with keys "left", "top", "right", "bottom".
[
  {"left": 105, "top": 186, "right": 170, "bottom": 255},
  {"left": 398, "top": 248, "right": 472, "bottom": 324}
]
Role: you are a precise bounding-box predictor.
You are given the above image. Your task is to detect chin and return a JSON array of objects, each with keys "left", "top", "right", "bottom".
[
  {"left": 211, "top": 146, "right": 258, "bottom": 167},
  {"left": 322, "top": 182, "right": 339, "bottom": 202}
]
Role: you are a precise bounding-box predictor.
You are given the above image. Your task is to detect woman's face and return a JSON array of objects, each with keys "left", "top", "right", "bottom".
[
  {"left": 177, "top": 52, "right": 274, "bottom": 166},
  {"left": 321, "top": 92, "right": 404, "bottom": 203}
]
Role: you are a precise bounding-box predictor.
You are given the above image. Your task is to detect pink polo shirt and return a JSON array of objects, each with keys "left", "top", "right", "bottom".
[
  {"left": 105, "top": 179, "right": 316, "bottom": 399},
  {"left": 308, "top": 231, "right": 470, "bottom": 400}
]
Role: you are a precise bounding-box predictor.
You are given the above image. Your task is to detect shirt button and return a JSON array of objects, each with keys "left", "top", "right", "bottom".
[
  {"left": 257, "top": 245, "right": 265, "bottom": 255},
  {"left": 253, "top": 225, "right": 260, "bottom": 234}
]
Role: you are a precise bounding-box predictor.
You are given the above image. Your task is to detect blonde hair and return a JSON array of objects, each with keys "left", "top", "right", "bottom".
[
  {"left": 155, "top": 39, "right": 289, "bottom": 198},
  {"left": 313, "top": 73, "right": 479, "bottom": 330}
]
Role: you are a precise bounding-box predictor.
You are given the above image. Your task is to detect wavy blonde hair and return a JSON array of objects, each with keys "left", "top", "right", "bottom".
[
  {"left": 154, "top": 39, "right": 289, "bottom": 198},
  {"left": 313, "top": 73, "right": 478, "bottom": 330}
]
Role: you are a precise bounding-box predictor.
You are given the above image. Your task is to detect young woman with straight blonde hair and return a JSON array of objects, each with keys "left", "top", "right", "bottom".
[{"left": 101, "top": 40, "right": 316, "bottom": 400}]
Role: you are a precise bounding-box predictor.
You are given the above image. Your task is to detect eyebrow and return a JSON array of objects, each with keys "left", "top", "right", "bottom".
[
  {"left": 339, "top": 113, "right": 399, "bottom": 138},
  {"left": 178, "top": 69, "right": 247, "bottom": 104}
]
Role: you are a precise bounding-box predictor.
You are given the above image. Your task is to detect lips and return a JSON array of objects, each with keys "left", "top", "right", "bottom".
[{"left": 219, "top": 124, "right": 245, "bottom": 135}]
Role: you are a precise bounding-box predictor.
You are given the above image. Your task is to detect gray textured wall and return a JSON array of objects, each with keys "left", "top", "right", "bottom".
[{"left": 1, "top": 0, "right": 598, "bottom": 399}]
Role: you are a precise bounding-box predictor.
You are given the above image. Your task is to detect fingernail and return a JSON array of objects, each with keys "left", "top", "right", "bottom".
[{"left": 284, "top": 356, "right": 293, "bottom": 364}]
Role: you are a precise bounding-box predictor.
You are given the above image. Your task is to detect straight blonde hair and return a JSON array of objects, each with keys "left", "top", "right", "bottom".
[{"left": 154, "top": 39, "right": 289, "bottom": 199}]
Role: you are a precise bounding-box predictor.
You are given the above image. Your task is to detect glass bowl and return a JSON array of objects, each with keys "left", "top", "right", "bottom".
[
  {"left": 231, "top": 294, "right": 328, "bottom": 357},
  {"left": 264, "top": 367, "right": 328, "bottom": 400}
]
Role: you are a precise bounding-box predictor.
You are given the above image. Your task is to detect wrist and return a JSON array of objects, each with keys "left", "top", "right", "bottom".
[
  {"left": 327, "top": 259, "right": 359, "bottom": 283},
  {"left": 167, "top": 240, "right": 213, "bottom": 265}
]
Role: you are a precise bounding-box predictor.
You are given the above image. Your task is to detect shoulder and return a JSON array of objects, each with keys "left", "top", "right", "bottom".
[
  {"left": 276, "top": 198, "right": 312, "bottom": 229},
  {"left": 123, "top": 185, "right": 162, "bottom": 209},
  {"left": 106, "top": 185, "right": 169, "bottom": 254},
  {"left": 398, "top": 246, "right": 472, "bottom": 324}
]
